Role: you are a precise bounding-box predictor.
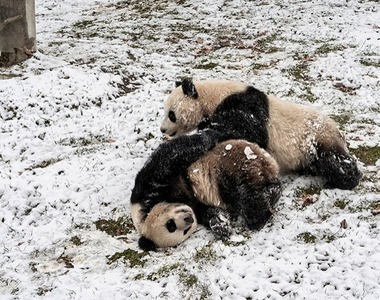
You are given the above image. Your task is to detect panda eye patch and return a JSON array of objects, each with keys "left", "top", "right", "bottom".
[
  {"left": 166, "top": 219, "right": 177, "bottom": 233},
  {"left": 168, "top": 111, "right": 176, "bottom": 123}
]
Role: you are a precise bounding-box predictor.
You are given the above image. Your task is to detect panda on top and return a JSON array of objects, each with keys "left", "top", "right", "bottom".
[
  {"left": 130, "top": 133, "right": 282, "bottom": 251},
  {"left": 160, "top": 78, "right": 362, "bottom": 190}
]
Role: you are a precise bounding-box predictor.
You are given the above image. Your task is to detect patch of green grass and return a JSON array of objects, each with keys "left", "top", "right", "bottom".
[
  {"left": 357, "top": 118, "right": 376, "bottom": 126},
  {"left": 330, "top": 113, "right": 352, "bottom": 128},
  {"left": 59, "top": 135, "right": 114, "bottom": 147},
  {"left": 57, "top": 253, "right": 74, "bottom": 268},
  {"left": 333, "top": 82, "right": 360, "bottom": 95},
  {"left": 295, "top": 185, "right": 322, "bottom": 198},
  {"left": 256, "top": 33, "right": 281, "bottom": 53},
  {"left": 350, "top": 146, "right": 380, "bottom": 165},
  {"left": 194, "top": 62, "right": 218, "bottom": 70},
  {"left": 315, "top": 43, "right": 346, "bottom": 55},
  {"left": 360, "top": 59, "right": 380, "bottom": 68},
  {"left": 145, "top": 263, "right": 183, "bottom": 281},
  {"left": 107, "top": 249, "right": 148, "bottom": 267},
  {"left": 179, "top": 272, "right": 198, "bottom": 288},
  {"left": 70, "top": 236, "right": 82, "bottom": 246},
  {"left": 348, "top": 200, "right": 380, "bottom": 214},
  {"left": 369, "top": 201, "right": 380, "bottom": 212},
  {"left": 302, "top": 86, "right": 317, "bottom": 103},
  {"left": 251, "top": 62, "right": 268, "bottom": 71},
  {"left": 322, "top": 234, "right": 336, "bottom": 243},
  {"left": 95, "top": 216, "right": 134, "bottom": 237},
  {"left": 223, "top": 239, "right": 247, "bottom": 247},
  {"left": 297, "top": 232, "right": 317, "bottom": 243},
  {"left": 194, "top": 246, "right": 217, "bottom": 263},
  {"left": 140, "top": 262, "right": 201, "bottom": 290},
  {"left": 0, "top": 73, "right": 22, "bottom": 79},
  {"left": 283, "top": 63, "right": 311, "bottom": 81},
  {"left": 73, "top": 19, "right": 95, "bottom": 29},
  {"left": 73, "top": 222, "right": 91, "bottom": 230},
  {"left": 25, "top": 158, "right": 63, "bottom": 171},
  {"left": 36, "top": 286, "right": 54, "bottom": 296},
  {"left": 333, "top": 199, "right": 349, "bottom": 209},
  {"left": 139, "top": 263, "right": 211, "bottom": 300}
]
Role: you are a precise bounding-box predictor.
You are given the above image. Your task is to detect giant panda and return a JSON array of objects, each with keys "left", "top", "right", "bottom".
[
  {"left": 130, "top": 132, "right": 281, "bottom": 251},
  {"left": 160, "top": 79, "right": 362, "bottom": 190}
]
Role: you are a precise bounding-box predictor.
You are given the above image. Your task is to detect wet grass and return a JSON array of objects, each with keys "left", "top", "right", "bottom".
[
  {"left": 193, "top": 246, "right": 217, "bottom": 263},
  {"left": 95, "top": 216, "right": 134, "bottom": 237},
  {"left": 359, "top": 59, "right": 380, "bottom": 68},
  {"left": 194, "top": 62, "right": 219, "bottom": 70},
  {"left": 333, "top": 199, "right": 349, "bottom": 209},
  {"left": 350, "top": 146, "right": 380, "bottom": 165},
  {"left": 295, "top": 185, "right": 322, "bottom": 199},
  {"left": 256, "top": 33, "right": 282, "bottom": 53},
  {"left": 134, "top": 262, "right": 210, "bottom": 298},
  {"left": 330, "top": 113, "right": 352, "bottom": 128},
  {"left": 107, "top": 249, "right": 148, "bottom": 267},
  {"left": 297, "top": 232, "right": 317, "bottom": 243},
  {"left": 315, "top": 43, "right": 347, "bottom": 55}
]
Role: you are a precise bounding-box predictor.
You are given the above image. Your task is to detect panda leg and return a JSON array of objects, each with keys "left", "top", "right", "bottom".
[
  {"left": 310, "top": 151, "right": 362, "bottom": 190},
  {"left": 237, "top": 182, "right": 282, "bottom": 230},
  {"left": 197, "top": 206, "right": 233, "bottom": 238}
]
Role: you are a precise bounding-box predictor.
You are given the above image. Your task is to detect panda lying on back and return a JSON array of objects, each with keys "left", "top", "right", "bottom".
[
  {"left": 160, "top": 79, "right": 362, "bottom": 190},
  {"left": 131, "top": 131, "right": 281, "bottom": 251}
]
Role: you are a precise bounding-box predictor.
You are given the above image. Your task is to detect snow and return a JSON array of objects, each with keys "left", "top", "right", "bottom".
[
  {"left": 244, "top": 146, "right": 257, "bottom": 160},
  {"left": 1, "top": 0, "right": 380, "bottom": 299}
]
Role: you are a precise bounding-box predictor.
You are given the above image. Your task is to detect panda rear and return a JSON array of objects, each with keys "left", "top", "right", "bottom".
[{"left": 188, "top": 140, "right": 282, "bottom": 230}]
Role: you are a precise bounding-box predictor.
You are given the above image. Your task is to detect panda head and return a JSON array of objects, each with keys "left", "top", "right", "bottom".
[
  {"left": 160, "top": 78, "right": 248, "bottom": 138},
  {"left": 131, "top": 202, "right": 198, "bottom": 251},
  {"left": 160, "top": 78, "right": 203, "bottom": 138}
]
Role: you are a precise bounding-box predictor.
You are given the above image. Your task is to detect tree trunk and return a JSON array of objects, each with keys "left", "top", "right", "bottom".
[{"left": 0, "top": 0, "right": 36, "bottom": 67}]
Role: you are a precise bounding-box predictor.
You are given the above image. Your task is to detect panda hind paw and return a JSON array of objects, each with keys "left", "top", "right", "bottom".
[{"left": 209, "top": 215, "right": 233, "bottom": 238}]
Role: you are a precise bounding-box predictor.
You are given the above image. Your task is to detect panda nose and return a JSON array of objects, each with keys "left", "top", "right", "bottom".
[
  {"left": 160, "top": 127, "right": 166, "bottom": 134},
  {"left": 184, "top": 216, "right": 194, "bottom": 224}
]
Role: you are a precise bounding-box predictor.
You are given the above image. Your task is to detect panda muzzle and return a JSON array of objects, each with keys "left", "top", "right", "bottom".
[{"left": 184, "top": 216, "right": 194, "bottom": 224}]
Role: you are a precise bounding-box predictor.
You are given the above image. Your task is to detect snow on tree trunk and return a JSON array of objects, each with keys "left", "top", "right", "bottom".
[{"left": 0, "top": 0, "right": 36, "bottom": 67}]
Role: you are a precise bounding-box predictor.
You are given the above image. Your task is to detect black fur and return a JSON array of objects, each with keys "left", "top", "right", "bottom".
[
  {"left": 208, "top": 86, "right": 270, "bottom": 148},
  {"left": 138, "top": 236, "right": 157, "bottom": 251},
  {"left": 311, "top": 150, "right": 362, "bottom": 190},
  {"left": 181, "top": 78, "right": 198, "bottom": 99},
  {"left": 217, "top": 170, "right": 281, "bottom": 230},
  {"left": 131, "top": 129, "right": 223, "bottom": 213}
]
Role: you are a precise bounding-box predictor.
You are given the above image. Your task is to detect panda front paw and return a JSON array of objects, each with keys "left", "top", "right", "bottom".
[{"left": 209, "top": 213, "right": 232, "bottom": 238}]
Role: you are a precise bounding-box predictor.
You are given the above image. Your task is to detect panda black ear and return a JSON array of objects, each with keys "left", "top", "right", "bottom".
[
  {"left": 181, "top": 78, "right": 198, "bottom": 99},
  {"left": 138, "top": 236, "right": 157, "bottom": 251},
  {"left": 175, "top": 80, "right": 182, "bottom": 88}
]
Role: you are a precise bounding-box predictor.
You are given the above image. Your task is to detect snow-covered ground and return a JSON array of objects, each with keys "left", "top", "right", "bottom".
[{"left": 1, "top": 0, "right": 379, "bottom": 299}]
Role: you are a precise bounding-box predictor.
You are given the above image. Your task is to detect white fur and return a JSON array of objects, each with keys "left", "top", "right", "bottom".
[
  {"left": 131, "top": 202, "right": 197, "bottom": 248},
  {"left": 161, "top": 80, "right": 247, "bottom": 137},
  {"left": 266, "top": 95, "right": 347, "bottom": 173}
]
